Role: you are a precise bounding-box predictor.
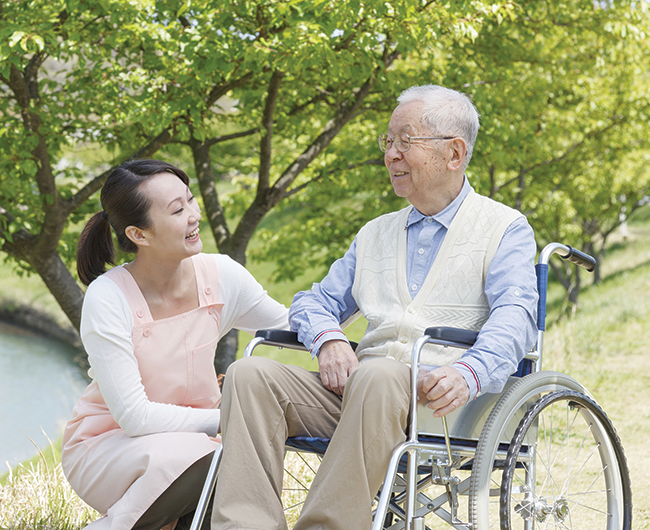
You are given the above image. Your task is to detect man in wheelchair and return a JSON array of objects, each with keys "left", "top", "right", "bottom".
[{"left": 212, "top": 85, "right": 539, "bottom": 530}]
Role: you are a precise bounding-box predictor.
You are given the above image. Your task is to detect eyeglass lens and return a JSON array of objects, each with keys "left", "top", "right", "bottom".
[{"left": 379, "top": 133, "right": 409, "bottom": 153}]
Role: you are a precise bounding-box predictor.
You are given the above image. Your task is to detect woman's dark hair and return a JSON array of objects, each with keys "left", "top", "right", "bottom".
[{"left": 77, "top": 159, "right": 190, "bottom": 286}]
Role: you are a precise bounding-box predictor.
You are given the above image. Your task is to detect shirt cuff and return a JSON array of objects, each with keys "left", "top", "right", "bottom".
[
  {"left": 309, "top": 329, "right": 349, "bottom": 359},
  {"left": 452, "top": 360, "right": 480, "bottom": 401}
]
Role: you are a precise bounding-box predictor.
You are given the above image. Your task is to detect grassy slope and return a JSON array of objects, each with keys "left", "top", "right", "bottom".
[
  {"left": 1, "top": 217, "right": 650, "bottom": 525},
  {"left": 541, "top": 220, "right": 650, "bottom": 528}
]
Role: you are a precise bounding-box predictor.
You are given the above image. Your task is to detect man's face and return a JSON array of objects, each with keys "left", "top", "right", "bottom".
[{"left": 384, "top": 101, "right": 462, "bottom": 216}]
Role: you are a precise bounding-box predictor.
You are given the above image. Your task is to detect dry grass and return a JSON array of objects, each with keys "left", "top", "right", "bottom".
[
  {"left": 0, "top": 442, "right": 98, "bottom": 530},
  {"left": 282, "top": 452, "right": 321, "bottom": 527}
]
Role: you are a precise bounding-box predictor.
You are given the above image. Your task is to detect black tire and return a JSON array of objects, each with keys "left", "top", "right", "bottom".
[
  {"left": 469, "top": 371, "right": 589, "bottom": 529},
  {"left": 500, "top": 390, "right": 632, "bottom": 530}
]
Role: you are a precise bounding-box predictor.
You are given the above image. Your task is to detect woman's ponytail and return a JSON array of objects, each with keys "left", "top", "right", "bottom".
[{"left": 76, "top": 211, "right": 116, "bottom": 286}]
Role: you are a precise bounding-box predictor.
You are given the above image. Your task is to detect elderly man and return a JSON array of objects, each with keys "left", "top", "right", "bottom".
[{"left": 212, "top": 85, "right": 538, "bottom": 530}]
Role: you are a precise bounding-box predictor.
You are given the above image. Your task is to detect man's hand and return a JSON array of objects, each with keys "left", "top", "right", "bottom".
[
  {"left": 318, "top": 340, "right": 359, "bottom": 396},
  {"left": 417, "top": 365, "right": 469, "bottom": 417}
]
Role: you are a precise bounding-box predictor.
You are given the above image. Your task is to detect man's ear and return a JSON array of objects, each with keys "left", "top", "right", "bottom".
[
  {"left": 447, "top": 138, "right": 467, "bottom": 172},
  {"left": 124, "top": 225, "right": 150, "bottom": 248}
]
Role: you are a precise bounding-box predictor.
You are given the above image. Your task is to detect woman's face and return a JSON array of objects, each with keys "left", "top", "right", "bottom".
[{"left": 135, "top": 171, "right": 203, "bottom": 259}]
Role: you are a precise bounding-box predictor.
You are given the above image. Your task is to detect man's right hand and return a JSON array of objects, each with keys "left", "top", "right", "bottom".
[{"left": 317, "top": 340, "right": 359, "bottom": 396}]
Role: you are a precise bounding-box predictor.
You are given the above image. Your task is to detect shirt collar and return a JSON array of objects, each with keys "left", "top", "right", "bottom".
[{"left": 406, "top": 177, "right": 472, "bottom": 230}]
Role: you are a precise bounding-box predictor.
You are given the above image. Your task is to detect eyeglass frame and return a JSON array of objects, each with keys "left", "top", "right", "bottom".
[{"left": 377, "top": 132, "right": 456, "bottom": 153}]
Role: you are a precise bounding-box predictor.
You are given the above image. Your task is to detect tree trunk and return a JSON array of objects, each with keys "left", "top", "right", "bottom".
[
  {"left": 191, "top": 138, "right": 231, "bottom": 250},
  {"left": 549, "top": 259, "right": 582, "bottom": 317},
  {"left": 2, "top": 223, "right": 84, "bottom": 332},
  {"left": 214, "top": 328, "right": 239, "bottom": 379},
  {"left": 31, "top": 252, "right": 85, "bottom": 330},
  {"left": 189, "top": 137, "right": 241, "bottom": 374},
  {"left": 566, "top": 266, "right": 581, "bottom": 315}
]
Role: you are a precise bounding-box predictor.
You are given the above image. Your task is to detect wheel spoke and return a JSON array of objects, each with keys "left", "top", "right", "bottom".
[{"left": 498, "top": 390, "right": 630, "bottom": 530}]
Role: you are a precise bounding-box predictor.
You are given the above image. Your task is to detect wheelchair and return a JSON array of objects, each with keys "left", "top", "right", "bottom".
[{"left": 190, "top": 243, "right": 632, "bottom": 530}]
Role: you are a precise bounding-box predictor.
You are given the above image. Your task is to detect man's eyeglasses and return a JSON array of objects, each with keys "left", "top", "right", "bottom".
[{"left": 378, "top": 132, "right": 455, "bottom": 153}]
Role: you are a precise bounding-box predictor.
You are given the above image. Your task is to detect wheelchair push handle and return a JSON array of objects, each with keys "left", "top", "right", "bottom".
[
  {"left": 558, "top": 245, "right": 596, "bottom": 272},
  {"left": 536, "top": 243, "right": 596, "bottom": 335},
  {"left": 537, "top": 242, "right": 596, "bottom": 271}
]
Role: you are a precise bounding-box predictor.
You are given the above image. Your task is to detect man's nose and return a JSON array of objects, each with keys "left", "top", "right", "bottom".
[{"left": 385, "top": 143, "right": 403, "bottom": 160}]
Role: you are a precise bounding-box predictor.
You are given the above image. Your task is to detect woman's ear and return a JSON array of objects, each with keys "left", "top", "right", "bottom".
[
  {"left": 124, "top": 225, "right": 150, "bottom": 248},
  {"left": 447, "top": 138, "right": 468, "bottom": 172}
]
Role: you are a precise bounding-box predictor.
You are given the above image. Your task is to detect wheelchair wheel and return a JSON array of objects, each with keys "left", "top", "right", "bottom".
[
  {"left": 468, "top": 371, "right": 590, "bottom": 529},
  {"left": 500, "top": 390, "right": 632, "bottom": 530},
  {"left": 282, "top": 451, "right": 322, "bottom": 526}
]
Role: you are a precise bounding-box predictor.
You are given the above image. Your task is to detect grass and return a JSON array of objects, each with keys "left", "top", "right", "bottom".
[
  {"left": 539, "top": 225, "right": 650, "bottom": 528},
  {"left": 0, "top": 438, "right": 99, "bottom": 530},
  {"left": 1, "top": 216, "right": 650, "bottom": 528}
]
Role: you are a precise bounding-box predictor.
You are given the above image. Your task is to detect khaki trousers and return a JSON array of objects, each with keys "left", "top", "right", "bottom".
[{"left": 212, "top": 356, "right": 411, "bottom": 530}]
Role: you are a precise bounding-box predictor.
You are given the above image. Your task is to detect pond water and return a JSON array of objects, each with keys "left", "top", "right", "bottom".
[{"left": 0, "top": 323, "right": 88, "bottom": 467}]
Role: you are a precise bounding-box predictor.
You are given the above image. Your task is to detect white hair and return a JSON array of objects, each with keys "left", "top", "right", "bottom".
[{"left": 397, "top": 85, "right": 480, "bottom": 170}]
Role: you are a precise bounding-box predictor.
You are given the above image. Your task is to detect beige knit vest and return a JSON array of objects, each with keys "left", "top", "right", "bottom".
[{"left": 351, "top": 190, "right": 522, "bottom": 366}]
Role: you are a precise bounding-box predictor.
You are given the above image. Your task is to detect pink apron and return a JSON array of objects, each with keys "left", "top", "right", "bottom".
[{"left": 62, "top": 254, "right": 223, "bottom": 529}]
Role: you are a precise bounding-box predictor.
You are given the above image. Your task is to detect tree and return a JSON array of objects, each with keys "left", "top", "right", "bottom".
[
  {"left": 457, "top": 0, "right": 650, "bottom": 305},
  {"left": 0, "top": 0, "right": 177, "bottom": 330},
  {"left": 0, "top": 0, "right": 511, "bottom": 368},
  {"left": 254, "top": 0, "right": 650, "bottom": 311}
]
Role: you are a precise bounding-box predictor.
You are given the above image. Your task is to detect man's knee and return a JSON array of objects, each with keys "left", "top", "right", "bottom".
[
  {"left": 221, "top": 356, "right": 277, "bottom": 403},
  {"left": 222, "top": 356, "right": 277, "bottom": 396},
  {"left": 346, "top": 358, "right": 410, "bottom": 401},
  {"left": 352, "top": 358, "right": 409, "bottom": 384}
]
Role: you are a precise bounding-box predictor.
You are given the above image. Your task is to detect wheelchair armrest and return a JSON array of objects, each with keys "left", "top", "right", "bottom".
[
  {"left": 424, "top": 327, "right": 478, "bottom": 348},
  {"left": 255, "top": 329, "right": 304, "bottom": 347},
  {"left": 254, "top": 329, "right": 359, "bottom": 352}
]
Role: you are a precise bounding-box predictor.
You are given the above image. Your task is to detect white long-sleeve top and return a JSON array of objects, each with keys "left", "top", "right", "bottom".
[{"left": 79, "top": 254, "right": 289, "bottom": 438}]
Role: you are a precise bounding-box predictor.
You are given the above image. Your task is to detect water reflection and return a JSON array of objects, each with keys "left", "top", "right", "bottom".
[{"left": 0, "top": 322, "right": 87, "bottom": 467}]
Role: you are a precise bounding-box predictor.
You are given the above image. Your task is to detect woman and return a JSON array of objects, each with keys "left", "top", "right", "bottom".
[{"left": 61, "top": 159, "right": 288, "bottom": 530}]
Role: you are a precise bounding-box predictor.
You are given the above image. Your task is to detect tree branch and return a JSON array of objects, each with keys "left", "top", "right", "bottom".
[
  {"left": 205, "top": 127, "right": 260, "bottom": 147},
  {"left": 288, "top": 90, "right": 332, "bottom": 117},
  {"left": 270, "top": 54, "right": 398, "bottom": 199},
  {"left": 258, "top": 69, "right": 284, "bottom": 193},
  {"left": 205, "top": 70, "right": 255, "bottom": 109},
  {"left": 65, "top": 128, "right": 174, "bottom": 213},
  {"left": 284, "top": 158, "right": 384, "bottom": 198}
]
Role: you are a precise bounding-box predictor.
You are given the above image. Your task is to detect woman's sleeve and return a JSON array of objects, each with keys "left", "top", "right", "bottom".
[
  {"left": 214, "top": 255, "right": 289, "bottom": 337},
  {"left": 81, "top": 276, "right": 220, "bottom": 437}
]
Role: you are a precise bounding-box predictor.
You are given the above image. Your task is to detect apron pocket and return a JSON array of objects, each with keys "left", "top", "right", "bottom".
[{"left": 189, "top": 339, "right": 220, "bottom": 407}]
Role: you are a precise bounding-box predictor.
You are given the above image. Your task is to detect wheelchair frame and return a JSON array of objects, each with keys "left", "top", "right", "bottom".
[{"left": 190, "top": 243, "right": 632, "bottom": 530}]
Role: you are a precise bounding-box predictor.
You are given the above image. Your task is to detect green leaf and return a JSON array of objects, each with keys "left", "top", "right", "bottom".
[{"left": 8, "top": 31, "right": 26, "bottom": 48}]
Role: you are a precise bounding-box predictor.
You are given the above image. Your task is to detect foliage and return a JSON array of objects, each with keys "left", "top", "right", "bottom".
[
  {"left": 0, "top": 0, "right": 649, "bottom": 338},
  {"left": 0, "top": 0, "right": 517, "bottom": 357},
  {"left": 252, "top": 0, "right": 650, "bottom": 306},
  {"left": 456, "top": 0, "right": 650, "bottom": 300}
]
